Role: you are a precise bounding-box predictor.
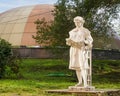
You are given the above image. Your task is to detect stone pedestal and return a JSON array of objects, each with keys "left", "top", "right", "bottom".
[
  {"left": 46, "top": 89, "right": 120, "bottom": 96},
  {"left": 68, "top": 86, "right": 95, "bottom": 91}
]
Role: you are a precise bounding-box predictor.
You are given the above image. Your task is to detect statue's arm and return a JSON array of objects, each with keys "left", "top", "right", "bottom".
[
  {"left": 66, "top": 31, "right": 73, "bottom": 46},
  {"left": 66, "top": 30, "right": 84, "bottom": 49},
  {"left": 84, "top": 30, "right": 93, "bottom": 49}
]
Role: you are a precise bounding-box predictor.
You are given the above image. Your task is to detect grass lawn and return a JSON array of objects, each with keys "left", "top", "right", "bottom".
[{"left": 0, "top": 59, "right": 120, "bottom": 96}]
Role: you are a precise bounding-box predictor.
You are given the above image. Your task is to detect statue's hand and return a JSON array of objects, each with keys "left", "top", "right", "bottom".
[
  {"left": 84, "top": 40, "right": 93, "bottom": 50},
  {"left": 85, "top": 44, "right": 93, "bottom": 50},
  {"left": 66, "top": 38, "right": 72, "bottom": 46}
]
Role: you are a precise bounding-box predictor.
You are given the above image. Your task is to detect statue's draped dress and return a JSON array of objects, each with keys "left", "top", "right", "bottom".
[{"left": 68, "top": 28, "right": 93, "bottom": 70}]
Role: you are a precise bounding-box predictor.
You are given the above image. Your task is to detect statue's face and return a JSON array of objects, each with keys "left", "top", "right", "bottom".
[{"left": 74, "top": 20, "right": 83, "bottom": 28}]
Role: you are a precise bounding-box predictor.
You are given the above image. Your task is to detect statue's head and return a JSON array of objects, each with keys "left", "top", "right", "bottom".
[{"left": 73, "top": 16, "right": 85, "bottom": 24}]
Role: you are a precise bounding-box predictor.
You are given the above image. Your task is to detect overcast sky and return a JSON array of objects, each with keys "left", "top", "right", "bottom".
[{"left": 0, "top": 0, "right": 57, "bottom": 13}]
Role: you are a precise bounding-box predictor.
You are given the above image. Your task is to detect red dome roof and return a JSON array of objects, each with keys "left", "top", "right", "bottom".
[{"left": 0, "top": 4, "right": 54, "bottom": 46}]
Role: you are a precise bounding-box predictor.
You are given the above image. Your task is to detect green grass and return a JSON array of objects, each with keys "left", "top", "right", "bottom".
[
  {"left": 0, "top": 59, "right": 120, "bottom": 96},
  {"left": 20, "top": 59, "right": 72, "bottom": 81}
]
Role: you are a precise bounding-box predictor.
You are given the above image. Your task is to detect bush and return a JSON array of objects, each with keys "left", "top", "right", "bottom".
[{"left": 0, "top": 38, "right": 21, "bottom": 78}]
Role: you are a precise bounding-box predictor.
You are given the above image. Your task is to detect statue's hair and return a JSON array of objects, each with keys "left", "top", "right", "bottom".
[{"left": 73, "top": 16, "right": 85, "bottom": 24}]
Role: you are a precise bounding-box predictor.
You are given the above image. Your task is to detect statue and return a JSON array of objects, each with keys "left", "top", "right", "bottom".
[{"left": 66, "top": 16, "right": 94, "bottom": 90}]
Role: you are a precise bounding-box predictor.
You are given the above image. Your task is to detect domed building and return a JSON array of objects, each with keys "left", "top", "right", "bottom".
[
  {"left": 0, "top": 4, "right": 120, "bottom": 49},
  {"left": 0, "top": 4, "right": 54, "bottom": 46}
]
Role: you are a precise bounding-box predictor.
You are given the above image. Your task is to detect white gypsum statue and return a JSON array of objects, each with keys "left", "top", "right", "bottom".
[{"left": 66, "top": 16, "right": 93, "bottom": 87}]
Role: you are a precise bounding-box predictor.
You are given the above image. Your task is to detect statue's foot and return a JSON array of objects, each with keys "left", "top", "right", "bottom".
[{"left": 75, "top": 83, "right": 82, "bottom": 87}]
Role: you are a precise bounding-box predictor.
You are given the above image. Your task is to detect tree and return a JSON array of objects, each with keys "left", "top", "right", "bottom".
[
  {"left": 32, "top": 18, "right": 53, "bottom": 46},
  {"left": 33, "top": 0, "right": 74, "bottom": 47},
  {"left": 50, "top": 0, "right": 73, "bottom": 46},
  {"left": 33, "top": 0, "right": 120, "bottom": 49}
]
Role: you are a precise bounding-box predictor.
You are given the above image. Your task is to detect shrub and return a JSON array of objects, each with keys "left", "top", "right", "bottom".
[{"left": 0, "top": 38, "right": 21, "bottom": 78}]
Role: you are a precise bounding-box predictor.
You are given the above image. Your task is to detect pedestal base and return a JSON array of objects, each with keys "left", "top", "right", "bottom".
[
  {"left": 68, "top": 86, "right": 95, "bottom": 91},
  {"left": 46, "top": 89, "right": 120, "bottom": 96}
]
